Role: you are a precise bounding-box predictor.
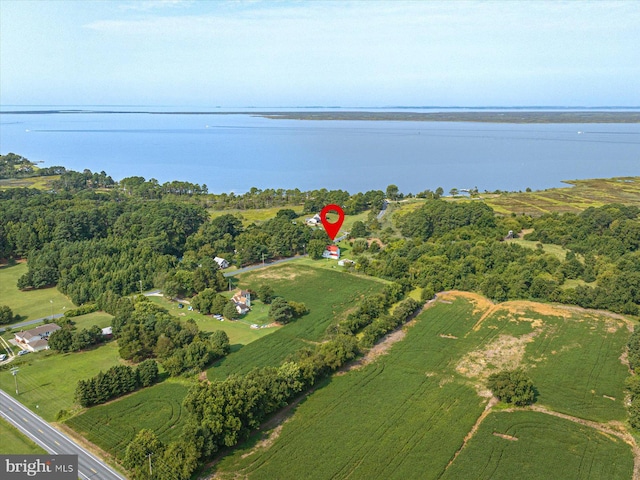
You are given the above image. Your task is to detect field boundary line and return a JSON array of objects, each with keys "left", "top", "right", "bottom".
[
  {"left": 442, "top": 396, "right": 498, "bottom": 474},
  {"left": 521, "top": 405, "right": 640, "bottom": 480}
]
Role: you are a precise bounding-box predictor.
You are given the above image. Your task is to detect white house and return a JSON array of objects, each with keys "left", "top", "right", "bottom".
[
  {"left": 214, "top": 256, "right": 230, "bottom": 269},
  {"left": 322, "top": 245, "right": 340, "bottom": 260},
  {"left": 14, "top": 323, "right": 61, "bottom": 352},
  {"left": 232, "top": 290, "right": 251, "bottom": 315},
  {"left": 305, "top": 214, "right": 322, "bottom": 226}
]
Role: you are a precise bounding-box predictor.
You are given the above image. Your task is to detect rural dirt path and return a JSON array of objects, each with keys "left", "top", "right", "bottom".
[{"left": 443, "top": 397, "right": 499, "bottom": 473}]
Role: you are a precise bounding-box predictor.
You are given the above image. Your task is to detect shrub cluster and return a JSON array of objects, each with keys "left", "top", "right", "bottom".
[
  {"left": 48, "top": 325, "right": 105, "bottom": 353},
  {"left": 487, "top": 369, "right": 535, "bottom": 406},
  {"left": 63, "top": 303, "right": 99, "bottom": 318}
]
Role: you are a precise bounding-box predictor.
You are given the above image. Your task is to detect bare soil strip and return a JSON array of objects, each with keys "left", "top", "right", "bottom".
[
  {"left": 444, "top": 397, "right": 499, "bottom": 472},
  {"left": 492, "top": 432, "right": 518, "bottom": 441}
]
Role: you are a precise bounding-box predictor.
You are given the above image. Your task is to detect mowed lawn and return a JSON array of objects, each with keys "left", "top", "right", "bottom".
[
  {"left": 212, "top": 294, "right": 633, "bottom": 479},
  {"left": 441, "top": 411, "right": 633, "bottom": 480},
  {"left": 0, "top": 262, "right": 75, "bottom": 322},
  {"left": 207, "top": 264, "right": 386, "bottom": 381},
  {"left": 65, "top": 381, "right": 190, "bottom": 460},
  {"left": 0, "top": 417, "right": 46, "bottom": 454},
  {"left": 0, "top": 342, "right": 123, "bottom": 421}
]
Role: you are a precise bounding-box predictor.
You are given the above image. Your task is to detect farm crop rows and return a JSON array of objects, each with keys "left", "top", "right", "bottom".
[
  {"left": 213, "top": 294, "right": 634, "bottom": 479},
  {"left": 441, "top": 411, "right": 633, "bottom": 479},
  {"left": 65, "top": 381, "right": 189, "bottom": 458}
]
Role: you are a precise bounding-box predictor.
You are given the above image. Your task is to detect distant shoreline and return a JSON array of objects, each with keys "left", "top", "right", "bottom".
[{"left": 1, "top": 110, "right": 640, "bottom": 123}]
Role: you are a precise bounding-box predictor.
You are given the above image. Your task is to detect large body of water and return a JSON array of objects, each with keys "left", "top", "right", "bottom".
[{"left": 1, "top": 108, "right": 638, "bottom": 194}]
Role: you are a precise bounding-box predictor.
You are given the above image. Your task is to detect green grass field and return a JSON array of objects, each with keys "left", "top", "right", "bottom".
[
  {"left": 211, "top": 293, "right": 633, "bottom": 479},
  {"left": 0, "top": 262, "right": 75, "bottom": 322},
  {"left": 441, "top": 411, "right": 633, "bottom": 480},
  {"left": 209, "top": 206, "right": 304, "bottom": 225},
  {"left": 0, "top": 417, "right": 46, "bottom": 454},
  {"left": 0, "top": 342, "right": 123, "bottom": 421},
  {"left": 65, "top": 381, "right": 190, "bottom": 460},
  {"left": 70, "top": 311, "right": 113, "bottom": 330},
  {"left": 207, "top": 263, "right": 386, "bottom": 381}
]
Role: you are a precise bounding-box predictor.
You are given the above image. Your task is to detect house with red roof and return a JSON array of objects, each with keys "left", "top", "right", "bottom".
[{"left": 322, "top": 245, "right": 340, "bottom": 260}]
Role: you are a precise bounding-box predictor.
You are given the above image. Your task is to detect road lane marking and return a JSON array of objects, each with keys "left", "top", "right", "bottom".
[
  {"left": 9, "top": 407, "right": 12, "bottom": 411},
  {"left": 54, "top": 440, "right": 60, "bottom": 446},
  {"left": 38, "top": 428, "right": 44, "bottom": 433},
  {"left": 91, "top": 468, "right": 97, "bottom": 473},
  {"left": 22, "top": 417, "right": 28, "bottom": 422}
]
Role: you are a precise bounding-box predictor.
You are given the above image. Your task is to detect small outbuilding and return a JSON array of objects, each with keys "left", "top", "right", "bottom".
[{"left": 214, "top": 256, "right": 230, "bottom": 269}]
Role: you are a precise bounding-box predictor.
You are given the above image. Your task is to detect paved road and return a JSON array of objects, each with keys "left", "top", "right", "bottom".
[
  {"left": 0, "top": 314, "right": 63, "bottom": 334},
  {"left": 0, "top": 389, "right": 126, "bottom": 480},
  {"left": 377, "top": 200, "right": 389, "bottom": 220},
  {"left": 223, "top": 255, "right": 306, "bottom": 277}
]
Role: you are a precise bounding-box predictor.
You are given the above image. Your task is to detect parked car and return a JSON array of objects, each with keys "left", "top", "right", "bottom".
[
  {"left": 18, "top": 350, "right": 30, "bottom": 356},
  {"left": 0, "top": 353, "right": 7, "bottom": 361}
]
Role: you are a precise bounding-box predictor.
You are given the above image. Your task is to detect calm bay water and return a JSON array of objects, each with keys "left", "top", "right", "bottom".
[{"left": 1, "top": 109, "right": 638, "bottom": 194}]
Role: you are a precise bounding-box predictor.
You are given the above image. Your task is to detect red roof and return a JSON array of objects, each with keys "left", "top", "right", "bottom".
[{"left": 327, "top": 245, "right": 339, "bottom": 251}]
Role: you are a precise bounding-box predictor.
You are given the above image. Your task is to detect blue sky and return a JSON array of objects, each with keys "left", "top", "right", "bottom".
[{"left": 1, "top": 0, "right": 638, "bottom": 107}]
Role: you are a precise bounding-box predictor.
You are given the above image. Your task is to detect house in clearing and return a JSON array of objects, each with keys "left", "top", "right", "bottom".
[
  {"left": 214, "top": 256, "right": 230, "bottom": 269},
  {"left": 322, "top": 245, "right": 340, "bottom": 260},
  {"left": 232, "top": 290, "right": 251, "bottom": 315},
  {"left": 305, "top": 214, "right": 322, "bottom": 226},
  {"left": 14, "top": 323, "right": 61, "bottom": 352}
]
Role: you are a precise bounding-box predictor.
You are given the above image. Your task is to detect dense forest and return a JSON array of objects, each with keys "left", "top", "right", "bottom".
[{"left": 1, "top": 156, "right": 639, "bottom": 479}]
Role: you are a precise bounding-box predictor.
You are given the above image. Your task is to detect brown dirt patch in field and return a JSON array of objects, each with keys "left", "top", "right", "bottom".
[
  {"left": 439, "top": 291, "right": 494, "bottom": 316},
  {"left": 439, "top": 334, "right": 458, "bottom": 339},
  {"left": 457, "top": 331, "right": 539, "bottom": 380},
  {"left": 559, "top": 305, "right": 633, "bottom": 331},
  {"left": 493, "top": 432, "right": 518, "bottom": 441},
  {"left": 241, "top": 424, "right": 286, "bottom": 459},
  {"left": 441, "top": 291, "right": 631, "bottom": 337},
  {"left": 249, "top": 266, "right": 309, "bottom": 281},
  {"left": 337, "top": 328, "right": 408, "bottom": 375}
]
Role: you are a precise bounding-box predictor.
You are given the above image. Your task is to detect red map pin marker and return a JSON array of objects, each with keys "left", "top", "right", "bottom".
[{"left": 320, "top": 204, "right": 345, "bottom": 241}]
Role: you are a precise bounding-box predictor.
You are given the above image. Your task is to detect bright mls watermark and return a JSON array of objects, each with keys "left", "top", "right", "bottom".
[{"left": 1, "top": 455, "right": 77, "bottom": 479}]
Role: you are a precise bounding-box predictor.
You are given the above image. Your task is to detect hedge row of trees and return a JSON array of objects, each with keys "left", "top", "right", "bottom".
[
  {"left": 75, "top": 360, "right": 159, "bottom": 407},
  {"left": 359, "top": 297, "right": 422, "bottom": 348},
  {"left": 626, "top": 328, "right": 640, "bottom": 429}
]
